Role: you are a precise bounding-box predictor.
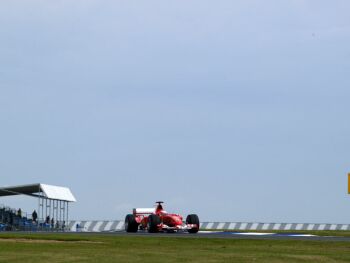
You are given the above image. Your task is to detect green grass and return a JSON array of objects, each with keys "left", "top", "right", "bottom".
[{"left": 0, "top": 233, "right": 350, "bottom": 263}]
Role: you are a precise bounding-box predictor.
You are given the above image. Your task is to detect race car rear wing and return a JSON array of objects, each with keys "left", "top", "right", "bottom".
[{"left": 133, "top": 208, "right": 155, "bottom": 215}]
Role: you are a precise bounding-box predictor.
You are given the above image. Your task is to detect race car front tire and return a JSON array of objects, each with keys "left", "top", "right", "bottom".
[
  {"left": 186, "top": 214, "right": 200, "bottom": 233},
  {"left": 147, "top": 214, "right": 161, "bottom": 233},
  {"left": 125, "top": 214, "right": 138, "bottom": 232}
]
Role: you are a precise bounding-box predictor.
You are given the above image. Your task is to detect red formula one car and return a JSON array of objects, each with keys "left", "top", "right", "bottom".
[{"left": 125, "top": 201, "right": 199, "bottom": 233}]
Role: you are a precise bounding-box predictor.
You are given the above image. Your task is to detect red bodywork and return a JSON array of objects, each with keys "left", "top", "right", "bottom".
[{"left": 133, "top": 203, "right": 199, "bottom": 232}]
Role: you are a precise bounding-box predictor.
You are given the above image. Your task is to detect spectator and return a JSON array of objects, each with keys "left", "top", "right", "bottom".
[
  {"left": 17, "top": 208, "right": 22, "bottom": 218},
  {"left": 9, "top": 213, "right": 13, "bottom": 226},
  {"left": 32, "top": 210, "right": 38, "bottom": 222},
  {"left": 46, "top": 215, "right": 50, "bottom": 224},
  {"left": 51, "top": 217, "right": 54, "bottom": 229}
]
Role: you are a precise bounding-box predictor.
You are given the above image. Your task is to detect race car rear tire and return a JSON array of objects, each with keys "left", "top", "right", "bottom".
[
  {"left": 186, "top": 214, "right": 200, "bottom": 233},
  {"left": 125, "top": 214, "right": 138, "bottom": 232},
  {"left": 148, "top": 214, "right": 161, "bottom": 233}
]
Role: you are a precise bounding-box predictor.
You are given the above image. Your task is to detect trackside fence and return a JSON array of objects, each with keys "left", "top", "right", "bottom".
[{"left": 67, "top": 221, "right": 350, "bottom": 232}]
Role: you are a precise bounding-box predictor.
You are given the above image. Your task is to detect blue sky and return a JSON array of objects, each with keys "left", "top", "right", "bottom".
[{"left": 0, "top": 0, "right": 350, "bottom": 223}]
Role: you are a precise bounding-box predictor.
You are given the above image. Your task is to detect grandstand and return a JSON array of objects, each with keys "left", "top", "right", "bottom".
[
  {"left": 0, "top": 204, "right": 36, "bottom": 231},
  {"left": 0, "top": 183, "right": 76, "bottom": 231}
]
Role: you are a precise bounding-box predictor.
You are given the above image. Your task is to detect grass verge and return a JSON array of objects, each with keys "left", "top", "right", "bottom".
[{"left": 0, "top": 233, "right": 350, "bottom": 262}]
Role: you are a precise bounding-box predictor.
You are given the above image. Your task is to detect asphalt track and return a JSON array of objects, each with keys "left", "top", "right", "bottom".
[
  {"left": 2, "top": 230, "right": 350, "bottom": 242},
  {"left": 77, "top": 231, "right": 350, "bottom": 242}
]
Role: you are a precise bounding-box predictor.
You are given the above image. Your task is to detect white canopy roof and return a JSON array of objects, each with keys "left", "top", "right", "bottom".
[{"left": 0, "top": 183, "right": 76, "bottom": 202}]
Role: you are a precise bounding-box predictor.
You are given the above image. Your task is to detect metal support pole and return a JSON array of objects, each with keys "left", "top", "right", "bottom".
[
  {"left": 54, "top": 200, "right": 56, "bottom": 225},
  {"left": 62, "top": 201, "right": 64, "bottom": 224},
  {"left": 59, "top": 201, "right": 62, "bottom": 225},
  {"left": 39, "top": 191, "right": 44, "bottom": 225},
  {"left": 66, "top": 202, "right": 69, "bottom": 231},
  {"left": 41, "top": 197, "right": 43, "bottom": 222},
  {"left": 60, "top": 201, "right": 64, "bottom": 225},
  {"left": 47, "top": 199, "right": 51, "bottom": 219},
  {"left": 37, "top": 189, "right": 40, "bottom": 223}
]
